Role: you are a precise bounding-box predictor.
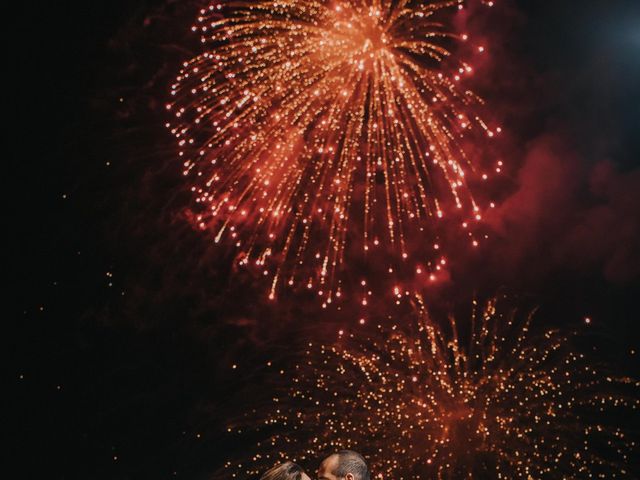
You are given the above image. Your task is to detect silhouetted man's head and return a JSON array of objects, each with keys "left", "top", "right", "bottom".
[{"left": 317, "top": 450, "right": 370, "bottom": 480}]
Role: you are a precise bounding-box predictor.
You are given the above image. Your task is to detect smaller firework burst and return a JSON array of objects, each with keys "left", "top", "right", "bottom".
[{"left": 222, "top": 298, "right": 639, "bottom": 479}]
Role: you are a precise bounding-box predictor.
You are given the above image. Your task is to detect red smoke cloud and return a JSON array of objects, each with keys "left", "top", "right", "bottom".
[{"left": 485, "top": 135, "right": 640, "bottom": 284}]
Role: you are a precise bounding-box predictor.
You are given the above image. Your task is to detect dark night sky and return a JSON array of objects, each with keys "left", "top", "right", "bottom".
[{"left": 11, "top": 1, "right": 640, "bottom": 478}]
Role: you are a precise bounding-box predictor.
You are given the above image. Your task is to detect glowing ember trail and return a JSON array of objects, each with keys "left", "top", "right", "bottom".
[
  {"left": 168, "top": 0, "right": 500, "bottom": 302},
  {"left": 221, "top": 298, "right": 639, "bottom": 479}
]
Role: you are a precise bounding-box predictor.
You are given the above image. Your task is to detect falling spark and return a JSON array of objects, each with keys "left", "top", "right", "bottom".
[
  {"left": 168, "top": 0, "right": 499, "bottom": 301},
  {"left": 223, "top": 298, "right": 639, "bottom": 478}
]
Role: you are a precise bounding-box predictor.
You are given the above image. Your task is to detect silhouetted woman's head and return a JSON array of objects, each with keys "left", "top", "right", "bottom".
[{"left": 260, "top": 461, "right": 310, "bottom": 480}]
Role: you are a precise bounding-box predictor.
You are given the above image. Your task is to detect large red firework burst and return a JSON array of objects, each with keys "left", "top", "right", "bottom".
[{"left": 168, "top": 0, "right": 501, "bottom": 304}]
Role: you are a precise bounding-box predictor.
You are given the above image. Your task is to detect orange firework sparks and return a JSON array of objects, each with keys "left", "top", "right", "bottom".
[
  {"left": 168, "top": 0, "right": 499, "bottom": 302},
  {"left": 221, "top": 298, "right": 639, "bottom": 478}
]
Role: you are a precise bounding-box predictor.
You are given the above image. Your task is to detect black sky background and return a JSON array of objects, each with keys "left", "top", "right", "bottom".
[{"left": 11, "top": 1, "right": 640, "bottom": 478}]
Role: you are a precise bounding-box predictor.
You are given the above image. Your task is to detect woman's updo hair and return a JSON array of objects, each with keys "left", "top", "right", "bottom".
[{"left": 259, "top": 461, "right": 305, "bottom": 480}]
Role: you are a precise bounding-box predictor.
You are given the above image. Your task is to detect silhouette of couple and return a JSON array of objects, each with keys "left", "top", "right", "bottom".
[{"left": 260, "top": 450, "right": 369, "bottom": 480}]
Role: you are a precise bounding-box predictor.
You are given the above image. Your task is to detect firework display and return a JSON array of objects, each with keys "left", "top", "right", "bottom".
[
  {"left": 223, "top": 298, "right": 639, "bottom": 479},
  {"left": 11, "top": 1, "right": 640, "bottom": 479},
  {"left": 168, "top": 0, "right": 500, "bottom": 302},
  {"left": 165, "top": 2, "right": 639, "bottom": 478}
]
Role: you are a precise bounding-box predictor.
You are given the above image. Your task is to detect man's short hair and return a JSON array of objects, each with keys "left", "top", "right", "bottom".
[{"left": 333, "top": 450, "right": 370, "bottom": 480}]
